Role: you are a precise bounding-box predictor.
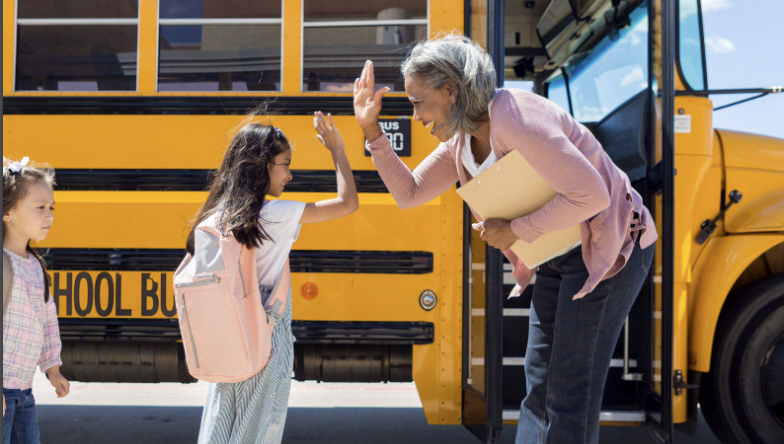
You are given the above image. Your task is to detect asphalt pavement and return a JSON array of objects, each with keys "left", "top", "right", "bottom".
[{"left": 30, "top": 372, "right": 721, "bottom": 444}]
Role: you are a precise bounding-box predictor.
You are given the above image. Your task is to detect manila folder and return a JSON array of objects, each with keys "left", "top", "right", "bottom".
[{"left": 456, "top": 150, "right": 582, "bottom": 269}]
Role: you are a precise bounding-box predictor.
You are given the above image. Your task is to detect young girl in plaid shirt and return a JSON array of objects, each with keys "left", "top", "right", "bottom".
[{"left": 3, "top": 157, "right": 70, "bottom": 444}]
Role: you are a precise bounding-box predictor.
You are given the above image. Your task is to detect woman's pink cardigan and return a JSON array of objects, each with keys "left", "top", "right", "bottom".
[{"left": 366, "top": 88, "right": 658, "bottom": 299}]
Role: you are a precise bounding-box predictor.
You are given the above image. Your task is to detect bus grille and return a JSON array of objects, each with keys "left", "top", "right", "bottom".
[
  {"left": 43, "top": 249, "right": 434, "bottom": 274},
  {"left": 53, "top": 169, "right": 389, "bottom": 193}
]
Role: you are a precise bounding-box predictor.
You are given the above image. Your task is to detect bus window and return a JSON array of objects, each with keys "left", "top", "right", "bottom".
[
  {"left": 504, "top": 80, "right": 534, "bottom": 92},
  {"left": 302, "top": 0, "right": 428, "bottom": 92},
  {"left": 562, "top": 6, "right": 648, "bottom": 123},
  {"left": 546, "top": 75, "right": 571, "bottom": 114},
  {"left": 158, "top": 0, "right": 282, "bottom": 92},
  {"left": 18, "top": 0, "right": 138, "bottom": 18},
  {"left": 15, "top": 0, "right": 139, "bottom": 92},
  {"left": 677, "top": 0, "right": 707, "bottom": 90}
]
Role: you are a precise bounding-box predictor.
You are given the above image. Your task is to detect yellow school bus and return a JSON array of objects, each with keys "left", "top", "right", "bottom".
[{"left": 2, "top": 0, "right": 783, "bottom": 443}]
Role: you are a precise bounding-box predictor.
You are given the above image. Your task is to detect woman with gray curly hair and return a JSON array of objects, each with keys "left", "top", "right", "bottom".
[{"left": 353, "top": 34, "right": 658, "bottom": 444}]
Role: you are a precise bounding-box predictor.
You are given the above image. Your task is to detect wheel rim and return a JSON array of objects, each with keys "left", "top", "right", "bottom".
[{"left": 762, "top": 331, "right": 784, "bottom": 427}]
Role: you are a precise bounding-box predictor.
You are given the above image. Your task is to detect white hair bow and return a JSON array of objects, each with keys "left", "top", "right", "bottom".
[{"left": 8, "top": 157, "right": 30, "bottom": 174}]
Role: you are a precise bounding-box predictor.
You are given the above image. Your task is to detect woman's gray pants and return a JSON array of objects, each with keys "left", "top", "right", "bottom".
[{"left": 515, "top": 239, "right": 654, "bottom": 444}]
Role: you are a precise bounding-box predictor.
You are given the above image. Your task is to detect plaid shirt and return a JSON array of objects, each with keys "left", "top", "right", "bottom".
[{"left": 2, "top": 249, "right": 62, "bottom": 390}]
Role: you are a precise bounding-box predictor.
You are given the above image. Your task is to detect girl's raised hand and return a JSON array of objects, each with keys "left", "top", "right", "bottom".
[
  {"left": 314, "top": 112, "right": 345, "bottom": 153},
  {"left": 353, "top": 61, "right": 388, "bottom": 141}
]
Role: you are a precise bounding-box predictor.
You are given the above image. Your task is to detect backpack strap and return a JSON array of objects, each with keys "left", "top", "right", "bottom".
[
  {"left": 3, "top": 250, "right": 14, "bottom": 320},
  {"left": 265, "top": 259, "right": 290, "bottom": 327}
]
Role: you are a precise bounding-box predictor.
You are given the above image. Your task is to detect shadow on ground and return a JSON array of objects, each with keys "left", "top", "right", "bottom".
[{"left": 38, "top": 406, "right": 720, "bottom": 444}]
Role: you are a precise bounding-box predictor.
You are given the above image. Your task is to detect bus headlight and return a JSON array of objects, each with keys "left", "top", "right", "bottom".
[{"left": 420, "top": 290, "right": 438, "bottom": 311}]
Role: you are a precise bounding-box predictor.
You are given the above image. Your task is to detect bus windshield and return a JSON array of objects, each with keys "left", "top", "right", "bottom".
[{"left": 551, "top": 5, "right": 649, "bottom": 123}]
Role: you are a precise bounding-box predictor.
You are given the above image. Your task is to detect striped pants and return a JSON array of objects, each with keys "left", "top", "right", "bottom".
[{"left": 198, "top": 288, "right": 294, "bottom": 444}]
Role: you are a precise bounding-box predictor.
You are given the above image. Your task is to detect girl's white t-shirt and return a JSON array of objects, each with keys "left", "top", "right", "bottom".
[{"left": 255, "top": 199, "right": 306, "bottom": 288}]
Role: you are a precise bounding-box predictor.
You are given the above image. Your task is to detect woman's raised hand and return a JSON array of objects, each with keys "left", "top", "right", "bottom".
[
  {"left": 353, "top": 61, "right": 389, "bottom": 142},
  {"left": 314, "top": 112, "right": 344, "bottom": 153}
]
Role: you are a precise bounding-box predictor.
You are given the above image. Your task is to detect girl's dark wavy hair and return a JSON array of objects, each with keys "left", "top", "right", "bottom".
[
  {"left": 2, "top": 157, "right": 56, "bottom": 302},
  {"left": 186, "top": 108, "right": 291, "bottom": 255}
]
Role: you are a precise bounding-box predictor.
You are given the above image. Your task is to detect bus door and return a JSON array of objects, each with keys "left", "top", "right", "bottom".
[
  {"left": 461, "top": 1, "right": 507, "bottom": 442},
  {"left": 462, "top": 206, "right": 505, "bottom": 443},
  {"left": 462, "top": 0, "right": 677, "bottom": 442}
]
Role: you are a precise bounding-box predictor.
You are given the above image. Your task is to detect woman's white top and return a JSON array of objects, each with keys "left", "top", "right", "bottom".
[
  {"left": 256, "top": 199, "right": 306, "bottom": 288},
  {"left": 461, "top": 94, "right": 499, "bottom": 179},
  {"left": 461, "top": 92, "right": 582, "bottom": 260},
  {"left": 461, "top": 134, "right": 498, "bottom": 178}
]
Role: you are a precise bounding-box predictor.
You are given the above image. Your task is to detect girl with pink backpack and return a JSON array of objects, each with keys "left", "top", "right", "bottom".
[{"left": 182, "top": 112, "right": 357, "bottom": 444}]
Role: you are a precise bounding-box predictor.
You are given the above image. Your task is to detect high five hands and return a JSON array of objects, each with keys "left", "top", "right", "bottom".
[
  {"left": 353, "top": 61, "right": 390, "bottom": 143},
  {"left": 313, "top": 112, "right": 345, "bottom": 153},
  {"left": 354, "top": 60, "right": 518, "bottom": 252}
]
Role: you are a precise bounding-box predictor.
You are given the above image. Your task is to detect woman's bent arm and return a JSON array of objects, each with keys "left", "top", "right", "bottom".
[
  {"left": 510, "top": 135, "right": 611, "bottom": 242},
  {"left": 300, "top": 113, "right": 359, "bottom": 224},
  {"left": 354, "top": 61, "right": 458, "bottom": 210},
  {"left": 489, "top": 93, "right": 611, "bottom": 243},
  {"left": 497, "top": 106, "right": 611, "bottom": 242},
  {"left": 366, "top": 135, "right": 458, "bottom": 209}
]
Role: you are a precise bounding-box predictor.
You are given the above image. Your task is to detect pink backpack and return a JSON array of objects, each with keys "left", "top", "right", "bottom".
[{"left": 173, "top": 214, "right": 290, "bottom": 383}]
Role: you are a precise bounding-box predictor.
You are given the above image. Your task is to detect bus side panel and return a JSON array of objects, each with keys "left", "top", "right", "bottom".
[
  {"left": 414, "top": 340, "right": 442, "bottom": 425},
  {"left": 725, "top": 169, "right": 784, "bottom": 233},
  {"left": 2, "top": 116, "right": 10, "bottom": 153},
  {"left": 672, "top": 96, "right": 717, "bottom": 422},
  {"left": 42, "top": 192, "right": 441, "bottom": 250},
  {"left": 0, "top": 115, "right": 434, "bottom": 171},
  {"left": 723, "top": 187, "right": 784, "bottom": 234},
  {"left": 688, "top": 234, "right": 784, "bottom": 373},
  {"left": 137, "top": 0, "right": 159, "bottom": 93},
  {"left": 434, "top": 189, "right": 465, "bottom": 425},
  {"left": 281, "top": 0, "right": 302, "bottom": 93},
  {"left": 673, "top": 98, "right": 719, "bottom": 287},
  {"left": 48, "top": 269, "right": 445, "bottom": 322},
  {"left": 46, "top": 191, "right": 204, "bottom": 249},
  {"left": 293, "top": 274, "right": 442, "bottom": 322},
  {"left": 428, "top": 0, "right": 465, "bottom": 37},
  {"left": 3, "top": 0, "right": 14, "bottom": 94},
  {"left": 407, "top": 190, "right": 466, "bottom": 427}
]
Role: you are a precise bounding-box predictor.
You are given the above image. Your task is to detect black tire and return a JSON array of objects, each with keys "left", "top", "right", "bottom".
[{"left": 701, "top": 273, "right": 784, "bottom": 444}]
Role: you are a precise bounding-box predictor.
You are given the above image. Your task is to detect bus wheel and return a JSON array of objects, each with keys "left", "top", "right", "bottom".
[{"left": 701, "top": 273, "right": 784, "bottom": 444}]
